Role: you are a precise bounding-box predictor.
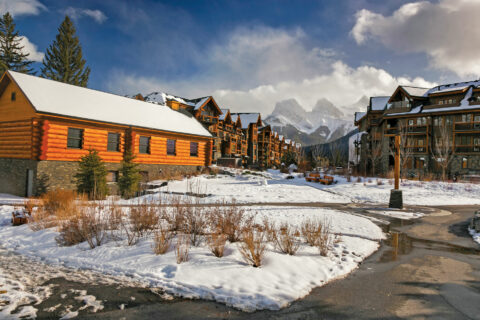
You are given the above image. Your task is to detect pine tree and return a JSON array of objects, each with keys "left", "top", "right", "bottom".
[
  {"left": 75, "top": 150, "right": 108, "bottom": 200},
  {"left": 0, "top": 12, "right": 34, "bottom": 74},
  {"left": 41, "top": 16, "right": 90, "bottom": 86},
  {"left": 118, "top": 151, "right": 141, "bottom": 199}
]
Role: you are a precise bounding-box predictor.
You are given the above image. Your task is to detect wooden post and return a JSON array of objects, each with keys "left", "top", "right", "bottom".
[
  {"left": 394, "top": 135, "right": 400, "bottom": 190},
  {"left": 389, "top": 134, "right": 403, "bottom": 208}
]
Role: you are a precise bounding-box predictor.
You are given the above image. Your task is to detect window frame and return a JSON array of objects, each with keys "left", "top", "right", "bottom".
[
  {"left": 190, "top": 142, "right": 199, "bottom": 157},
  {"left": 107, "top": 171, "right": 119, "bottom": 183},
  {"left": 67, "top": 128, "right": 84, "bottom": 149},
  {"left": 11, "top": 92, "right": 16, "bottom": 101},
  {"left": 107, "top": 132, "right": 121, "bottom": 152},
  {"left": 167, "top": 139, "right": 176, "bottom": 156},
  {"left": 139, "top": 136, "right": 151, "bottom": 154}
]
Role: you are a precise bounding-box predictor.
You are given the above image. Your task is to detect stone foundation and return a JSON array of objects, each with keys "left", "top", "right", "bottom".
[{"left": 0, "top": 158, "right": 203, "bottom": 197}]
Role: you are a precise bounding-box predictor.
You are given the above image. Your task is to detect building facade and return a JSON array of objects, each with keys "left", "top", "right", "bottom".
[
  {"left": 354, "top": 82, "right": 480, "bottom": 179},
  {"left": 0, "top": 71, "right": 213, "bottom": 197}
]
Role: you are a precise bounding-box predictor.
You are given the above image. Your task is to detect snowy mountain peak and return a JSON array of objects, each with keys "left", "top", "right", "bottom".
[{"left": 312, "top": 98, "right": 344, "bottom": 119}]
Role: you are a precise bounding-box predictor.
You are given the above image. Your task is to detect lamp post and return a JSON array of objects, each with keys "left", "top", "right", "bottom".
[{"left": 389, "top": 135, "right": 403, "bottom": 208}]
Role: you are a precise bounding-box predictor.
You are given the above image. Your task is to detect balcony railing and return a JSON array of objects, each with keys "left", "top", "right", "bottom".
[
  {"left": 406, "top": 146, "right": 427, "bottom": 153},
  {"left": 454, "top": 122, "right": 480, "bottom": 131},
  {"left": 406, "top": 125, "right": 427, "bottom": 134},
  {"left": 200, "top": 115, "right": 218, "bottom": 124},
  {"left": 385, "top": 128, "right": 399, "bottom": 135},
  {"left": 455, "top": 146, "right": 480, "bottom": 153}
]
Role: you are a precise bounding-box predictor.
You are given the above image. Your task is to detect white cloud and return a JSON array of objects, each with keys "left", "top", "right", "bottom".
[
  {"left": 108, "top": 25, "right": 435, "bottom": 116},
  {"left": 18, "top": 36, "right": 43, "bottom": 62},
  {"left": 0, "top": 0, "right": 46, "bottom": 16},
  {"left": 63, "top": 7, "right": 107, "bottom": 24},
  {"left": 351, "top": 0, "right": 480, "bottom": 77}
]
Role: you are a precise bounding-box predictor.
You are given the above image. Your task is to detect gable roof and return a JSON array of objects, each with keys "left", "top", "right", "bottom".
[
  {"left": 6, "top": 71, "right": 211, "bottom": 138},
  {"left": 230, "top": 113, "right": 262, "bottom": 129},
  {"left": 219, "top": 109, "right": 230, "bottom": 121},
  {"left": 401, "top": 86, "right": 429, "bottom": 98}
]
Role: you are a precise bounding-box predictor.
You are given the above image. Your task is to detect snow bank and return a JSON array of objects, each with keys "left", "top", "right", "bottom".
[
  {"left": 0, "top": 205, "right": 383, "bottom": 312},
  {"left": 469, "top": 228, "right": 480, "bottom": 245}
]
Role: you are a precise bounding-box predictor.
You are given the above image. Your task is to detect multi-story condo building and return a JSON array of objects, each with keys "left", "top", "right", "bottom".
[{"left": 354, "top": 81, "right": 480, "bottom": 179}]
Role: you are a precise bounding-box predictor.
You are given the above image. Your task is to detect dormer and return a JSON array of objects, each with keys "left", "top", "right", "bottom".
[{"left": 386, "top": 86, "right": 428, "bottom": 114}]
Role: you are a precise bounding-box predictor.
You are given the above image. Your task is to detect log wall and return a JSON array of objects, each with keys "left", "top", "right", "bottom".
[
  {"left": 0, "top": 120, "right": 33, "bottom": 159},
  {"left": 132, "top": 130, "right": 208, "bottom": 166},
  {"left": 39, "top": 120, "right": 125, "bottom": 162}
]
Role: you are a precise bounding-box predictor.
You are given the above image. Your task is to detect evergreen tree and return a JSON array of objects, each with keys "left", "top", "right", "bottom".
[
  {"left": 0, "top": 12, "right": 34, "bottom": 74},
  {"left": 41, "top": 16, "right": 90, "bottom": 86},
  {"left": 281, "top": 150, "right": 297, "bottom": 167},
  {"left": 118, "top": 151, "right": 141, "bottom": 199},
  {"left": 75, "top": 150, "right": 108, "bottom": 200}
]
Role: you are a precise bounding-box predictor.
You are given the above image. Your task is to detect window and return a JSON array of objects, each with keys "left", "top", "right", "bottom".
[
  {"left": 190, "top": 142, "right": 198, "bottom": 157},
  {"left": 474, "top": 138, "right": 480, "bottom": 146},
  {"left": 107, "top": 171, "right": 118, "bottom": 183},
  {"left": 475, "top": 114, "right": 480, "bottom": 122},
  {"left": 408, "top": 119, "right": 414, "bottom": 126},
  {"left": 139, "top": 136, "right": 150, "bottom": 154},
  {"left": 107, "top": 133, "right": 120, "bottom": 152},
  {"left": 433, "top": 117, "right": 441, "bottom": 126},
  {"left": 462, "top": 157, "right": 468, "bottom": 169},
  {"left": 67, "top": 128, "right": 83, "bottom": 149},
  {"left": 462, "top": 114, "right": 472, "bottom": 123},
  {"left": 11, "top": 92, "right": 16, "bottom": 101},
  {"left": 439, "top": 100, "right": 444, "bottom": 105},
  {"left": 167, "top": 139, "right": 176, "bottom": 155},
  {"left": 418, "top": 139, "right": 424, "bottom": 147},
  {"left": 448, "top": 99, "right": 453, "bottom": 104}
]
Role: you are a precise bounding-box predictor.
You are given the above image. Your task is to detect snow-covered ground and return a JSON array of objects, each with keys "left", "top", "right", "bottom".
[
  {"left": 136, "top": 169, "right": 480, "bottom": 206},
  {"left": 0, "top": 205, "right": 383, "bottom": 312},
  {"left": 469, "top": 228, "right": 480, "bottom": 245}
]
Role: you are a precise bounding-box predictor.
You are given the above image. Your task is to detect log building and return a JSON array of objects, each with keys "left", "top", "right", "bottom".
[
  {"left": 354, "top": 81, "right": 480, "bottom": 179},
  {"left": 0, "top": 71, "right": 213, "bottom": 197}
]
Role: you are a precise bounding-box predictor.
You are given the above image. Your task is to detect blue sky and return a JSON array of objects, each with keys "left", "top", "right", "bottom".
[{"left": 6, "top": 0, "right": 478, "bottom": 115}]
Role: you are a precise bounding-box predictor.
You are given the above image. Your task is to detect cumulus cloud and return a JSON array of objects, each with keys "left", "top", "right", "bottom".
[
  {"left": 0, "top": 0, "right": 46, "bottom": 16},
  {"left": 108, "top": 25, "right": 435, "bottom": 116},
  {"left": 19, "top": 36, "right": 44, "bottom": 62},
  {"left": 63, "top": 7, "right": 107, "bottom": 24},
  {"left": 351, "top": 0, "right": 480, "bottom": 77}
]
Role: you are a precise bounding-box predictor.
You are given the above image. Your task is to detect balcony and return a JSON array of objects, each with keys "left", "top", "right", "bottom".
[
  {"left": 385, "top": 127, "right": 399, "bottom": 135},
  {"left": 406, "top": 125, "right": 427, "bottom": 134},
  {"left": 407, "top": 146, "right": 427, "bottom": 153},
  {"left": 200, "top": 115, "right": 218, "bottom": 124},
  {"left": 454, "top": 122, "right": 480, "bottom": 132},
  {"left": 455, "top": 146, "right": 480, "bottom": 153}
]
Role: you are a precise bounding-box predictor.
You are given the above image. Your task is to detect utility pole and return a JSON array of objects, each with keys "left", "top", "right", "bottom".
[{"left": 389, "top": 135, "right": 403, "bottom": 208}]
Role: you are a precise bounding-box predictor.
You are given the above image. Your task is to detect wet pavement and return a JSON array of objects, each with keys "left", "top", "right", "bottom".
[{"left": 2, "top": 203, "right": 480, "bottom": 319}]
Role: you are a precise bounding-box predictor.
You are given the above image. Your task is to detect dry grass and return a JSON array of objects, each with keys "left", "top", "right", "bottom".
[
  {"left": 152, "top": 226, "right": 173, "bottom": 255},
  {"left": 28, "top": 206, "right": 56, "bottom": 231},
  {"left": 175, "top": 234, "right": 190, "bottom": 264},
  {"left": 301, "top": 219, "right": 323, "bottom": 246},
  {"left": 273, "top": 223, "right": 300, "bottom": 255},
  {"left": 41, "top": 189, "right": 77, "bottom": 215},
  {"left": 207, "top": 232, "right": 227, "bottom": 258},
  {"left": 167, "top": 196, "right": 186, "bottom": 231},
  {"left": 316, "top": 219, "right": 333, "bottom": 256},
  {"left": 238, "top": 227, "right": 266, "bottom": 267}
]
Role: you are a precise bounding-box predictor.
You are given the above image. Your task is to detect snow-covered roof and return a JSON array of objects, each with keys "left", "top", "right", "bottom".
[
  {"left": 426, "top": 80, "right": 480, "bottom": 95},
  {"left": 193, "top": 97, "right": 210, "bottom": 110},
  {"left": 230, "top": 113, "right": 261, "bottom": 129},
  {"left": 142, "top": 92, "right": 195, "bottom": 106},
  {"left": 284, "top": 139, "right": 291, "bottom": 144},
  {"left": 370, "top": 96, "right": 389, "bottom": 111},
  {"left": 8, "top": 71, "right": 211, "bottom": 138},
  {"left": 219, "top": 109, "right": 230, "bottom": 121},
  {"left": 401, "top": 86, "right": 429, "bottom": 97},
  {"left": 355, "top": 112, "right": 366, "bottom": 122}
]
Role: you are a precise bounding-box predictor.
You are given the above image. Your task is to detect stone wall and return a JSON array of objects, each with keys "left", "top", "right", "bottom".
[
  {"left": 0, "top": 158, "right": 38, "bottom": 197},
  {"left": 0, "top": 158, "right": 204, "bottom": 197}
]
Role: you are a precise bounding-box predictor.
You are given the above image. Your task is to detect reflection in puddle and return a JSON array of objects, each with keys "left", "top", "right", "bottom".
[{"left": 379, "top": 232, "right": 414, "bottom": 262}]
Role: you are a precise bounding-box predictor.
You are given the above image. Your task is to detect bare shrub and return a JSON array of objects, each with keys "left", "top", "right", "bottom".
[
  {"left": 129, "top": 202, "right": 159, "bottom": 238},
  {"left": 210, "top": 200, "right": 246, "bottom": 242},
  {"left": 56, "top": 203, "right": 107, "bottom": 249},
  {"left": 175, "top": 234, "right": 190, "bottom": 264},
  {"left": 168, "top": 196, "right": 186, "bottom": 231},
  {"left": 152, "top": 226, "right": 173, "bottom": 255},
  {"left": 29, "top": 205, "right": 56, "bottom": 231},
  {"left": 377, "top": 179, "right": 384, "bottom": 186},
  {"left": 183, "top": 200, "right": 207, "bottom": 246},
  {"left": 238, "top": 227, "right": 266, "bottom": 267},
  {"left": 42, "top": 189, "right": 76, "bottom": 215},
  {"left": 316, "top": 219, "right": 333, "bottom": 256},
  {"left": 207, "top": 232, "right": 227, "bottom": 257},
  {"left": 272, "top": 223, "right": 300, "bottom": 255},
  {"left": 106, "top": 202, "right": 123, "bottom": 232},
  {"left": 261, "top": 217, "right": 276, "bottom": 242},
  {"left": 300, "top": 219, "right": 322, "bottom": 246}
]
